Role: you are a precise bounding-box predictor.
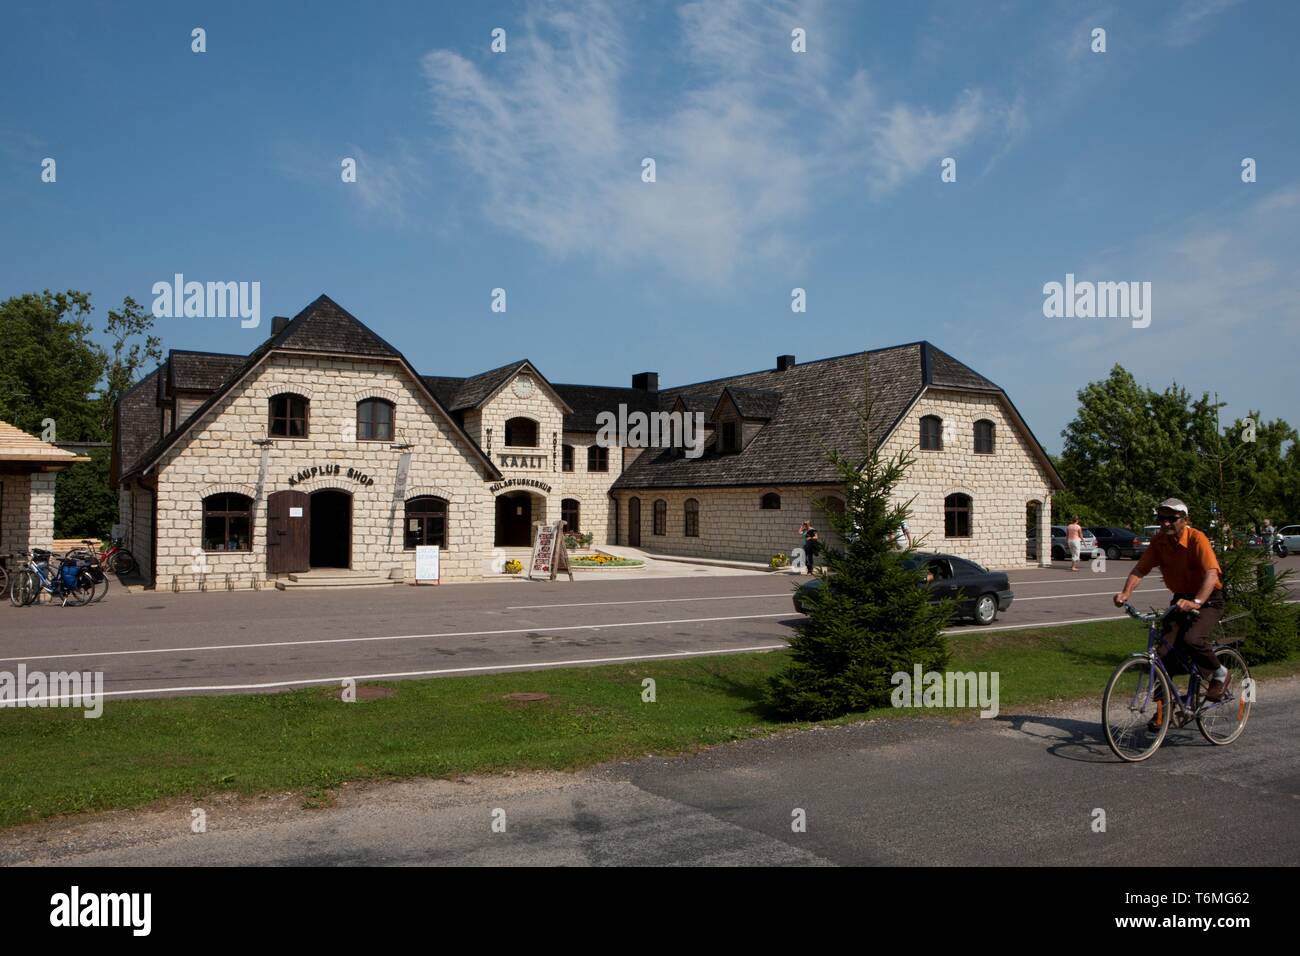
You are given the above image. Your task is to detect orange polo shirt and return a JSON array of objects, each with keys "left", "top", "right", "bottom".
[{"left": 1134, "top": 525, "right": 1222, "bottom": 594}]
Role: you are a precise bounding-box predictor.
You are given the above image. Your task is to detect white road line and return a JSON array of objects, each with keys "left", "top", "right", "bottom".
[
  {"left": 0, "top": 612, "right": 798, "bottom": 665},
  {"left": 508, "top": 594, "right": 790, "bottom": 609},
  {"left": 1014, "top": 589, "right": 1155, "bottom": 602},
  {"left": 943, "top": 614, "right": 1118, "bottom": 634},
  {"left": 6, "top": 644, "right": 790, "bottom": 704}
]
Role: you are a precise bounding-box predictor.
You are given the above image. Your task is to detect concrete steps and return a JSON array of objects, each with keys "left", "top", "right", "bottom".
[{"left": 274, "top": 570, "right": 399, "bottom": 590}]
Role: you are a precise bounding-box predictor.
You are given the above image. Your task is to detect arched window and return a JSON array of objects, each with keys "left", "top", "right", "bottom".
[
  {"left": 760, "top": 492, "right": 782, "bottom": 510},
  {"left": 268, "top": 393, "right": 308, "bottom": 438},
  {"left": 653, "top": 499, "right": 667, "bottom": 535},
  {"left": 920, "top": 415, "right": 943, "bottom": 451},
  {"left": 405, "top": 496, "right": 447, "bottom": 549},
  {"left": 974, "top": 419, "right": 995, "bottom": 454},
  {"left": 357, "top": 398, "right": 394, "bottom": 441},
  {"left": 562, "top": 444, "right": 575, "bottom": 472},
  {"left": 817, "top": 496, "right": 845, "bottom": 519},
  {"left": 561, "top": 498, "right": 580, "bottom": 533},
  {"left": 588, "top": 445, "right": 609, "bottom": 472},
  {"left": 684, "top": 498, "right": 699, "bottom": 537},
  {"left": 945, "top": 493, "right": 972, "bottom": 538},
  {"left": 504, "top": 417, "right": 538, "bottom": 447},
  {"left": 202, "top": 494, "right": 252, "bottom": 552}
]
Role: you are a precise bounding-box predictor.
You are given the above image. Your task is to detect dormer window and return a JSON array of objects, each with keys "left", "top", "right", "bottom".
[{"left": 721, "top": 421, "right": 739, "bottom": 453}]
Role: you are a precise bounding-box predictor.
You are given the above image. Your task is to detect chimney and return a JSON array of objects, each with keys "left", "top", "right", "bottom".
[
  {"left": 632, "top": 372, "right": 659, "bottom": 392},
  {"left": 776, "top": 354, "right": 796, "bottom": 371},
  {"left": 270, "top": 315, "right": 290, "bottom": 336}
]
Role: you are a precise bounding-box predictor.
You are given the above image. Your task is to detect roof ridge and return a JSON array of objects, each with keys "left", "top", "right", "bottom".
[{"left": 664, "top": 341, "right": 929, "bottom": 393}]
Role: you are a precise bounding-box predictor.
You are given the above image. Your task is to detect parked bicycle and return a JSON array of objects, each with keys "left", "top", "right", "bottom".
[
  {"left": 9, "top": 549, "right": 96, "bottom": 608},
  {"left": 64, "top": 537, "right": 136, "bottom": 578},
  {"left": 1102, "top": 602, "right": 1252, "bottom": 762}
]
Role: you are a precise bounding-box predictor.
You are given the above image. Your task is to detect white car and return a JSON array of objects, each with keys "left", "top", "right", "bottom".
[{"left": 1276, "top": 525, "right": 1300, "bottom": 553}]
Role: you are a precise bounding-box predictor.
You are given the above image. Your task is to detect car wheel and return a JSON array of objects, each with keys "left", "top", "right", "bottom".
[
  {"left": 974, "top": 594, "right": 997, "bottom": 625},
  {"left": 1107, "top": 546, "right": 1120, "bottom": 560},
  {"left": 1051, "top": 545, "right": 1064, "bottom": 560}
]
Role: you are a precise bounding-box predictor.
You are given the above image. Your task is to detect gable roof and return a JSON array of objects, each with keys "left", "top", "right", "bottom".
[
  {"left": 613, "top": 341, "right": 1062, "bottom": 490},
  {"left": 718, "top": 385, "right": 781, "bottom": 420},
  {"left": 118, "top": 295, "right": 501, "bottom": 483}
]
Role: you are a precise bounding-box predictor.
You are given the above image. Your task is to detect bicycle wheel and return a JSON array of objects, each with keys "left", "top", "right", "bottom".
[
  {"left": 111, "top": 549, "right": 137, "bottom": 576},
  {"left": 93, "top": 568, "right": 110, "bottom": 602},
  {"left": 1197, "top": 647, "right": 1252, "bottom": 745},
  {"left": 11, "top": 569, "right": 36, "bottom": 607},
  {"left": 1103, "top": 656, "right": 1172, "bottom": 762},
  {"left": 67, "top": 569, "right": 96, "bottom": 607}
]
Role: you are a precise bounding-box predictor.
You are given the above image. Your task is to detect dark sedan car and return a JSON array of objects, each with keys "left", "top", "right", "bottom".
[
  {"left": 1087, "top": 526, "right": 1150, "bottom": 560},
  {"left": 792, "top": 552, "right": 1014, "bottom": 625}
]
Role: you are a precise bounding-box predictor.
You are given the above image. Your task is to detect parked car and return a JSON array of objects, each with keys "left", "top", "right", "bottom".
[
  {"left": 792, "top": 552, "right": 1013, "bottom": 625},
  {"left": 1276, "top": 525, "right": 1300, "bottom": 554},
  {"left": 1027, "top": 525, "right": 1098, "bottom": 561},
  {"left": 1087, "top": 526, "right": 1150, "bottom": 560}
]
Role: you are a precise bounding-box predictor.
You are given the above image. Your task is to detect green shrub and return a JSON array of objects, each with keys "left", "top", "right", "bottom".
[{"left": 1217, "top": 548, "right": 1298, "bottom": 664}]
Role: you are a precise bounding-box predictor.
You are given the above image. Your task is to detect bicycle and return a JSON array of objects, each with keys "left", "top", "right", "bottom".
[
  {"left": 1102, "top": 602, "right": 1252, "bottom": 762},
  {"left": 62, "top": 541, "right": 110, "bottom": 603},
  {"left": 64, "top": 537, "right": 136, "bottom": 577},
  {"left": 10, "top": 549, "right": 95, "bottom": 608}
]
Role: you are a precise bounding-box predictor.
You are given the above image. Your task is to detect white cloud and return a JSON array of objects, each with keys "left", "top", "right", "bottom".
[
  {"left": 421, "top": 0, "right": 1007, "bottom": 283},
  {"left": 1165, "top": 0, "right": 1246, "bottom": 48}
]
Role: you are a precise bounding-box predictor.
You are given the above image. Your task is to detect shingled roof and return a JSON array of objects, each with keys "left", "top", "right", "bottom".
[
  {"left": 552, "top": 383, "right": 661, "bottom": 433},
  {"left": 613, "top": 341, "right": 1060, "bottom": 490},
  {"left": 168, "top": 351, "right": 244, "bottom": 392},
  {"left": 0, "top": 421, "right": 89, "bottom": 466}
]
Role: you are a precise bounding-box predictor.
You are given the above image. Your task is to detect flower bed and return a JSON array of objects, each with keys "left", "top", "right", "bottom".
[{"left": 570, "top": 554, "right": 644, "bottom": 568}]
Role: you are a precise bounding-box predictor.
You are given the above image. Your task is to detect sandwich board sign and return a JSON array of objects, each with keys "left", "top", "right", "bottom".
[
  {"left": 528, "top": 521, "right": 573, "bottom": 582},
  {"left": 415, "top": 545, "right": 440, "bottom": 584}
]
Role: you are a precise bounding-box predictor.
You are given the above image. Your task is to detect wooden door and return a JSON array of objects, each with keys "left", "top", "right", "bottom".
[
  {"left": 267, "top": 490, "right": 310, "bottom": 573},
  {"left": 628, "top": 497, "right": 641, "bottom": 547}
]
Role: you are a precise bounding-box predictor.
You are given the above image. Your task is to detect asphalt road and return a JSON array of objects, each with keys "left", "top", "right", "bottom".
[
  {"left": 7, "top": 676, "right": 1297, "bottom": 866},
  {"left": 2, "top": 556, "right": 1296, "bottom": 701}
]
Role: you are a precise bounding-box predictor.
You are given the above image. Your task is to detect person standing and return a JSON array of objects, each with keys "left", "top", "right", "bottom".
[
  {"left": 1066, "top": 516, "right": 1084, "bottom": 572},
  {"left": 803, "top": 528, "right": 821, "bottom": 575},
  {"left": 894, "top": 519, "right": 912, "bottom": 550},
  {"left": 1263, "top": 518, "right": 1276, "bottom": 554}
]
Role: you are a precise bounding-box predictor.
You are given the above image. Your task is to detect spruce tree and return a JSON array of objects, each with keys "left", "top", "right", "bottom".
[{"left": 767, "top": 375, "right": 952, "bottom": 720}]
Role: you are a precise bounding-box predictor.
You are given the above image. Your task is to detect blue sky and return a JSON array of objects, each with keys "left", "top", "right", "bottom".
[{"left": 2, "top": 0, "right": 1296, "bottom": 453}]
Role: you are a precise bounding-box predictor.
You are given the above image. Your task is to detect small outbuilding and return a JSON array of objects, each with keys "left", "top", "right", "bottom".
[{"left": 0, "top": 420, "right": 88, "bottom": 559}]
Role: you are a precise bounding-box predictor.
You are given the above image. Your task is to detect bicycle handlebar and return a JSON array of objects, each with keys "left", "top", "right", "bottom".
[{"left": 1121, "top": 601, "right": 1198, "bottom": 622}]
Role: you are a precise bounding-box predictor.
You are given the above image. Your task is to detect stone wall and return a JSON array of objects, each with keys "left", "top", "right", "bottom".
[
  {"left": 879, "top": 388, "right": 1055, "bottom": 568},
  {"left": 1, "top": 475, "right": 31, "bottom": 557},
  {"left": 613, "top": 484, "right": 846, "bottom": 564}
]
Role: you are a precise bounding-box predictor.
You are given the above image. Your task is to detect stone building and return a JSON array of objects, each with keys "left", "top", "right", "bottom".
[
  {"left": 112, "top": 295, "right": 1060, "bottom": 589},
  {"left": 1, "top": 421, "right": 88, "bottom": 559}
]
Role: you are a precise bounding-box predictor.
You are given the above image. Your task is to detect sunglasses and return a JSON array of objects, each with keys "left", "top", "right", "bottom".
[{"left": 1155, "top": 514, "right": 1185, "bottom": 524}]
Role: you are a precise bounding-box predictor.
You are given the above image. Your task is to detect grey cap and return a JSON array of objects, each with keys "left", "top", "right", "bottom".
[{"left": 1155, "top": 498, "right": 1189, "bottom": 515}]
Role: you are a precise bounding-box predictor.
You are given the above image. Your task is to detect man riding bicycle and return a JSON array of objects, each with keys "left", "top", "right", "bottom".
[{"left": 1113, "top": 499, "right": 1230, "bottom": 722}]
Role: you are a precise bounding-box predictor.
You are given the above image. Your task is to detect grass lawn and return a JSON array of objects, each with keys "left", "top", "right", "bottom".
[{"left": 2, "top": 619, "right": 1297, "bottom": 829}]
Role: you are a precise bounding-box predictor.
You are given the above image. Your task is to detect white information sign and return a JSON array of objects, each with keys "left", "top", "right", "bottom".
[
  {"left": 289, "top": 507, "right": 304, "bottom": 518},
  {"left": 415, "top": 545, "right": 440, "bottom": 583}
]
